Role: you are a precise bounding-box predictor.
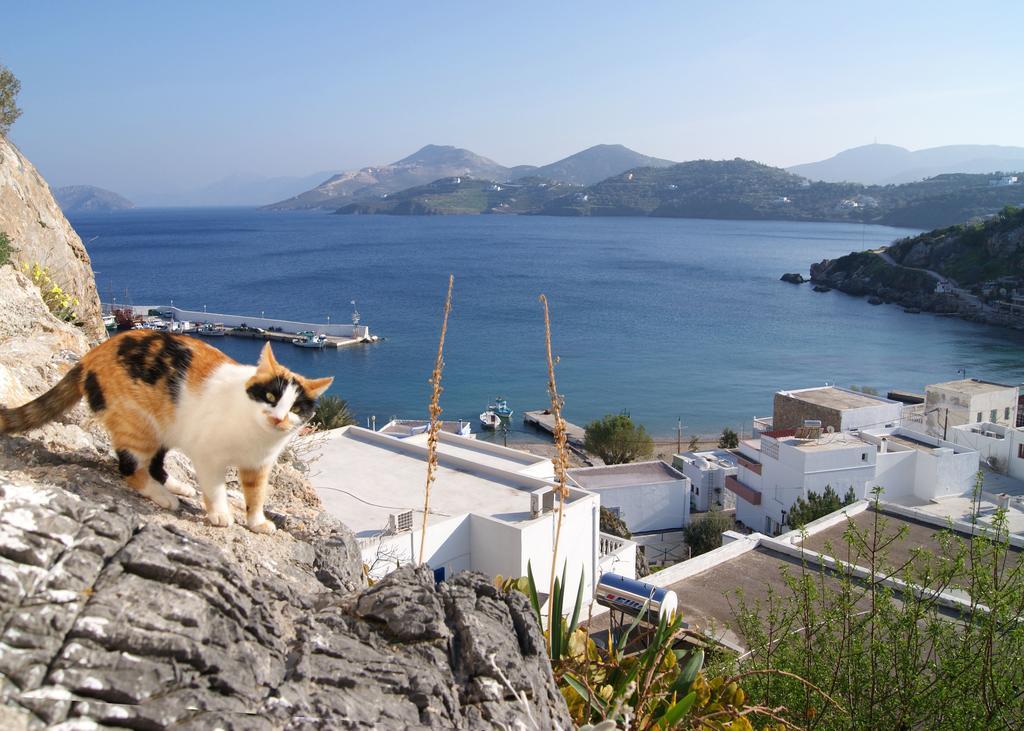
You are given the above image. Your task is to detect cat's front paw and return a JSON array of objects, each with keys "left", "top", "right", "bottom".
[
  {"left": 247, "top": 518, "right": 277, "bottom": 535},
  {"left": 207, "top": 510, "right": 235, "bottom": 528}
]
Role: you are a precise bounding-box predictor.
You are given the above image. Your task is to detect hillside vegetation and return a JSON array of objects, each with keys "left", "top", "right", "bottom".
[
  {"left": 331, "top": 158, "right": 1024, "bottom": 229},
  {"left": 885, "top": 204, "right": 1024, "bottom": 284}
]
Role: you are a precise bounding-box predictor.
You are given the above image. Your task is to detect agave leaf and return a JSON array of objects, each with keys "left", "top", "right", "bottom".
[
  {"left": 672, "top": 648, "right": 704, "bottom": 695},
  {"left": 615, "top": 596, "right": 651, "bottom": 655},
  {"left": 568, "top": 568, "right": 585, "bottom": 639},
  {"left": 526, "top": 561, "right": 542, "bottom": 627},
  {"left": 563, "top": 672, "right": 607, "bottom": 718},
  {"left": 655, "top": 691, "right": 697, "bottom": 728},
  {"left": 551, "top": 575, "right": 563, "bottom": 659}
]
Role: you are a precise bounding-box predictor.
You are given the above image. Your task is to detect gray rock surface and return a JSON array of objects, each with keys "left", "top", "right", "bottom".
[
  {"left": 0, "top": 137, "right": 104, "bottom": 339},
  {"left": 0, "top": 477, "right": 569, "bottom": 729}
]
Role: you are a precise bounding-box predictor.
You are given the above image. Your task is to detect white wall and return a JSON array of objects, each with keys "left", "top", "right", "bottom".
[
  {"left": 872, "top": 449, "right": 918, "bottom": 500},
  {"left": 839, "top": 402, "right": 903, "bottom": 432},
  {"left": 915, "top": 448, "right": 979, "bottom": 501},
  {"left": 363, "top": 514, "right": 471, "bottom": 581},
  {"left": 735, "top": 495, "right": 762, "bottom": 532},
  {"left": 596, "top": 480, "right": 690, "bottom": 532}
]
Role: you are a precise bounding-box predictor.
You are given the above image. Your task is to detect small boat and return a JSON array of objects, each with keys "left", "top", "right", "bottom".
[
  {"left": 292, "top": 332, "right": 327, "bottom": 349},
  {"left": 197, "top": 323, "right": 227, "bottom": 337},
  {"left": 103, "top": 314, "right": 117, "bottom": 330},
  {"left": 480, "top": 397, "right": 513, "bottom": 429}
]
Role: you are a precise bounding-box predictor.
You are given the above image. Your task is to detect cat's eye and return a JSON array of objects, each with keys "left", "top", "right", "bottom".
[
  {"left": 291, "top": 406, "right": 301, "bottom": 414},
  {"left": 266, "top": 393, "right": 277, "bottom": 403}
]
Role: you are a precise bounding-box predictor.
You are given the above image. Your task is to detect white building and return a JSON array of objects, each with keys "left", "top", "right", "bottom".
[
  {"left": 305, "top": 426, "right": 635, "bottom": 611},
  {"left": 729, "top": 425, "right": 978, "bottom": 535},
  {"left": 989, "top": 175, "right": 1019, "bottom": 187},
  {"left": 568, "top": 461, "right": 691, "bottom": 533},
  {"left": 672, "top": 450, "right": 738, "bottom": 512},
  {"left": 378, "top": 418, "right": 474, "bottom": 439},
  {"left": 919, "top": 379, "right": 1019, "bottom": 439},
  {"left": 949, "top": 421, "right": 1024, "bottom": 480}
]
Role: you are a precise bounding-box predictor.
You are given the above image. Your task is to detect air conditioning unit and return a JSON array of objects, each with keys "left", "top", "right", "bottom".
[{"left": 387, "top": 510, "right": 414, "bottom": 533}]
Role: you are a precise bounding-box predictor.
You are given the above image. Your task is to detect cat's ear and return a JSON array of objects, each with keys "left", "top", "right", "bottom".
[
  {"left": 304, "top": 376, "right": 334, "bottom": 399},
  {"left": 257, "top": 342, "right": 279, "bottom": 372}
]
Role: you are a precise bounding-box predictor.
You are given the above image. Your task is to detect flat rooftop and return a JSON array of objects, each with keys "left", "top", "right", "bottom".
[
  {"left": 929, "top": 379, "right": 1017, "bottom": 396},
  {"left": 587, "top": 546, "right": 858, "bottom": 650},
  {"left": 306, "top": 427, "right": 567, "bottom": 538},
  {"left": 569, "top": 460, "right": 686, "bottom": 489},
  {"left": 379, "top": 419, "right": 472, "bottom": 436},
  {"left": 778, "top": 386, "right": 896, "bottom": 411},
  {"left": 799, "top": 506, "right": 1022, "bottom": 584},
  {"left": 678, "top": 450, "right": 739, "bottom": 469},
  {"left": 403, "top": 431, "right": 549, "bottom": 473},
  {"left": 779, "top": 431, "right": 873, "bottom": 452}
]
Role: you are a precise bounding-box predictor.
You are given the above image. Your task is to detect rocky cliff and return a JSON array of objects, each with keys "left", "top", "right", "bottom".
[
  {"left": 0, "top": 175, "right": 570, "bottom": 727},
  {"left": 0, "top": 137, "right": 104, "bottom": 339}
]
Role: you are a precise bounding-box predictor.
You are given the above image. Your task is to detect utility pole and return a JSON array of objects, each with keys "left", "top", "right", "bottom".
[
  {"left": 943, "top": 407, "right": 949, "bottom": 442},
  {"left": 677, "top": 417, "right": 682, "bottom": 453}
]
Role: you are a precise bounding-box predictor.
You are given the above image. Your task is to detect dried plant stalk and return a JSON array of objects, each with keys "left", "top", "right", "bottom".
[
  {"left": 418, "top": 274, "right": 454, "bottom": 565},
  {"left": 539, "top": 294, "right": 571, "bottom": 648}
]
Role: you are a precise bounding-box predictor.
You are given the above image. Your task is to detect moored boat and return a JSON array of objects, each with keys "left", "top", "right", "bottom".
[
  {"left": 292, "top": 332, "right": 327, "bottom": 348},
  {"left": 197, "top": 323, "right": 227, "bottom": 337},
  {"left": 480, "top": 397, "right": 513, "bottom": 429}
]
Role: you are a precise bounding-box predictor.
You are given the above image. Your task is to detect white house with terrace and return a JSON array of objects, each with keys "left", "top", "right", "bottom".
[
  {"left": 304, "top": 426, "right": 636, "bottom": 612},
  {"left": 568, "top": 461, "right": 691, "bottom": 533},
  {"left": 728, "top": 423, "right": 979, "bottom": 535}
]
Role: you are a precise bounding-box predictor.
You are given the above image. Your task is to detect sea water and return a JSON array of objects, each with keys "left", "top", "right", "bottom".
[{"left": 73, "top": 209, "right": 1024, "bottom": 437}]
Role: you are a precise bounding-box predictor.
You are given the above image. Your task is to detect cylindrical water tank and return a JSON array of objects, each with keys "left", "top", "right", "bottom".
[{"left": 595, "top": 573, "right": 678, "bottom": 621}]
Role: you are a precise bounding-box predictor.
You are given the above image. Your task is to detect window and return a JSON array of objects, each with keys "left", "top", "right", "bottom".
[
  {"left": 693, "top": 485, "right": 700, "bottom": 495},
  {"left": 1006, "top": 407, "right": 1011, "bottom": 421},
  {"left": 1018, "top": 444, "right": 1024, "bottom": 460},
  {"left": 977, "top": 412, "right": 983, "bottom": 423},
  {"left": 862, "top": 452, "right": 868, "bottom": 461},
  {"left": 991, "top": 409, "right": 998, "bottom": 422}
]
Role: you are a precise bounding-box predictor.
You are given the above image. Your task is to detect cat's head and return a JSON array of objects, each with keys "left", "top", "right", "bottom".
[{"left": 245, "top": 343, "right": 333, "bottom": 433}]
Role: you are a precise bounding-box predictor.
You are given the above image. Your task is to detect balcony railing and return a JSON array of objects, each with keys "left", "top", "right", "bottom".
[
  {"left": 599, "top": 533, "right": 627, "bottom": 556},
  {"left": 726, "top": 475, "right": 762, "bottom": 505},
  {"left": 734, "top": 454, "right": 763, "bottom": 475}
]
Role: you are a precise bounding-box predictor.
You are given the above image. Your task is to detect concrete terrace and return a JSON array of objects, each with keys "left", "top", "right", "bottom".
[
  {"left": 305, "top": 426, "right": 576, "bottom": 538},
  {"left": 777, "top": 386, "right": 900, "bottom": 411},
  {"left": 569, "top": 460, "right": 685, "bottom": 490}
]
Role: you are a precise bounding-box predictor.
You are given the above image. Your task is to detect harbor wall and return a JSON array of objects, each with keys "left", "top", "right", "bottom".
[{"left": 102, "top": 303, "right": 370, "bottom": 338}]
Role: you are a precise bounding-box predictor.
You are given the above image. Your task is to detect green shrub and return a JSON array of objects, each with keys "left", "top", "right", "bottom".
[{"left": 0, "top": 232, "right": 13, "bottom": 267}]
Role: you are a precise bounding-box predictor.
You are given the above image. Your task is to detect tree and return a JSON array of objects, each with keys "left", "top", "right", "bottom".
[
  {"left": 718, "top": 427, "right": 739, "bottom": 449},
  {"left": 0, "top": 65, "right": 21, "bottom": 137},
  {"left": 583, "top": 413, "right": 653, "bottom": 465},
  {"left": 687, "top": 434, "right": 701, "bottom": 452},
  {"left": 682, "top": 509, "right": 733, "bottom": 557},
  {"left": 309, "top": 395, "right": 355, "bottom": 430},
  {"left": 785, "top": 484, "right": 856, "bottom": 528}
]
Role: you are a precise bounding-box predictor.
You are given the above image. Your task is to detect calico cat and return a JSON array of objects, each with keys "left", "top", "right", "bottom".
[{"left": 0, "top": 331, "right": 332, "bottom": 533}]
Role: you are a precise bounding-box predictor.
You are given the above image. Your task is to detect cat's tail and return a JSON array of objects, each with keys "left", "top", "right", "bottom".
[{"left": 0, "top": 364, "right": 84, "bottom": 434}]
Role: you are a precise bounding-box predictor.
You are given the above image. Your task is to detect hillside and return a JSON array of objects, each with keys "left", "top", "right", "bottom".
[
  {"left": 54, "top": 184, "right": 134, "bottom": 213},
  {"left": 789, "top": 143, "right": 1024, "bottom": 185},
  {"left": 266, "top": 145, "right": 515, "bottom": 210},
  {"left": 335, "top": 157, "right": 1024, "bottom": 229},
  {"left": 335, "top": 175, "right": 577, "bottom": 215},
  {"left": 808, "top": 206, "right": 1024, "bottom": 325},
  {"left": 268, "top": 143, "right": 676, "bottom": 210},
  {"left": 523, "top": 143, "right": 675, "bottom": 185}
]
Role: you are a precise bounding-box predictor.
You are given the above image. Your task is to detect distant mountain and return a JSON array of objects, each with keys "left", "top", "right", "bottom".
[
  {"left": 266, "top": 145, "right": 514, "bottom": 210},
  {"left": 330, "top": 157, "right": 1024, "bottom": 229},
  {"left": 267, "top": 143, "right": 677, "bottom": 210},
  {"left": 54, "top": 185, "right": 134, "bottom": 213},
  {"left": 524, "top": 144, "right": 675, "bottom": 185},
  {"left": 789, "top": 144, "right": 1024, "bottom": 185}
]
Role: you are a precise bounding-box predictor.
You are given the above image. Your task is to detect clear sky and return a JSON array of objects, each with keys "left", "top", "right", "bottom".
[{"left": 3, "top": 1, "right": 1022, "bottom": 203}]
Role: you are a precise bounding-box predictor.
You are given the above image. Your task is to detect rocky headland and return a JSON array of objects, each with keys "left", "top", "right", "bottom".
[
  {"left": 0, "top": 139, "right": 571, "bottom": 729},
  {"left": 806, "top": 205, "right": 1024, "bottom": 327}
]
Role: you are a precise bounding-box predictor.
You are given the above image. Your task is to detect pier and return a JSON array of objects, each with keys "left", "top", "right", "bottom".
[
  {"left": 101, "top": 303, "right": 376, "bottom": 349},
  {"left": 523, "top": 410, "right": 587, "bottom": 447}
]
